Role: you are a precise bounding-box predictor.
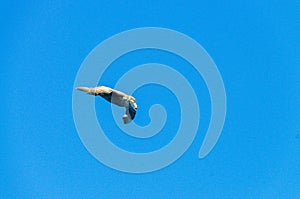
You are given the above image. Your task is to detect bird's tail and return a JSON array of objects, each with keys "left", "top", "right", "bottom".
[{"left": 76, "top": 87, "right": 95, "bottom": 95}]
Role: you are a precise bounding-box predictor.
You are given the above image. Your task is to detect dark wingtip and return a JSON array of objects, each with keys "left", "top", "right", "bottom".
[{"left": 128, "top": 104, "right": 136, "bottom": 120}]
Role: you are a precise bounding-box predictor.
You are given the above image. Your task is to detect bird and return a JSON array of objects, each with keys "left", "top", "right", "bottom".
[{"left": 76, "top": 86, "right": 137, "bottom": 124}]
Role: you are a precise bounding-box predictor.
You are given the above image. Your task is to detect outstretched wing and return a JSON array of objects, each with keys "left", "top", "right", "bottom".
[
  {"left": 128, "top": 102, "right": 136, "bottom": 120},
  {"left": 97, "top": 92, "right": 112, "bottom": 103},
  {"left": 95, "top": 87, "right": 113, "bottom": 103}
]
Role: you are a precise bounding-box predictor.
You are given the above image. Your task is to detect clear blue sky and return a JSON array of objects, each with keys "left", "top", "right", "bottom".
[{"left": 1, "top": 1, "right": 299, "bottom": 198}]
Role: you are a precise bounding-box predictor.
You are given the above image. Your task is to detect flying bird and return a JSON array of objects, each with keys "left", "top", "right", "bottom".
[{"left": 76, "top": 86, "right": 137, "bottom": 124}]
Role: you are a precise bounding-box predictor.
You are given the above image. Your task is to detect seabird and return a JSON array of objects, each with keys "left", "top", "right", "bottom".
[{"left": 76, "top": 86, "right": 137, "bottom": 124}]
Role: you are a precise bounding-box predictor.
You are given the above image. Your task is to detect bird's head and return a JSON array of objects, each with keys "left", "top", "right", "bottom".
[{"left": 128, "top": 96, "right": 138, "bottom": 110}]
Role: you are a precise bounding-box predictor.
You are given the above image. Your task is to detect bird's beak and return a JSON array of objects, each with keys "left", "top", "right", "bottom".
[{"left": 76, "top": 87, "right": 95, "bottom": 95}]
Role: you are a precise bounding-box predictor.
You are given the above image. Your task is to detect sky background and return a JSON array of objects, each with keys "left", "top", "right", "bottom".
[{"left": 1, "top": 0, "right": 299, "bottom": 198}]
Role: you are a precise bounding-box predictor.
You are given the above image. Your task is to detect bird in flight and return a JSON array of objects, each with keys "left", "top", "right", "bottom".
[{"left": 76, "top": 86, "right": 137, "bottom": 124}]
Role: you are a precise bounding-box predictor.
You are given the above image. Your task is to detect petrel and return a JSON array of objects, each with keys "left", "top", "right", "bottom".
[{"left": 76, "top": 86, "right": 137, "bottom": 124}]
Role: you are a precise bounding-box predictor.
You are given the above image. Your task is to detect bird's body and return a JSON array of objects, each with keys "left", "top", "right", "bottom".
[{"left": 76, "top": 86, "right": 137, "bottom": 124}]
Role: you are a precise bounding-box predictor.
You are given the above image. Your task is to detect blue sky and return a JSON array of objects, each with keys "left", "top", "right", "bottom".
[{"left": 1, "top": 1, "right": 299, "bottom": 198}]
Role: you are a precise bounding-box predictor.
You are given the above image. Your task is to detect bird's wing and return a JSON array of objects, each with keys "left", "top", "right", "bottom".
[
  {"left": 95, "top": 86, "right": 113, "bottom": 102},
  {"left": 128, "top": 102, "right": 136, "bottom": 120}
]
